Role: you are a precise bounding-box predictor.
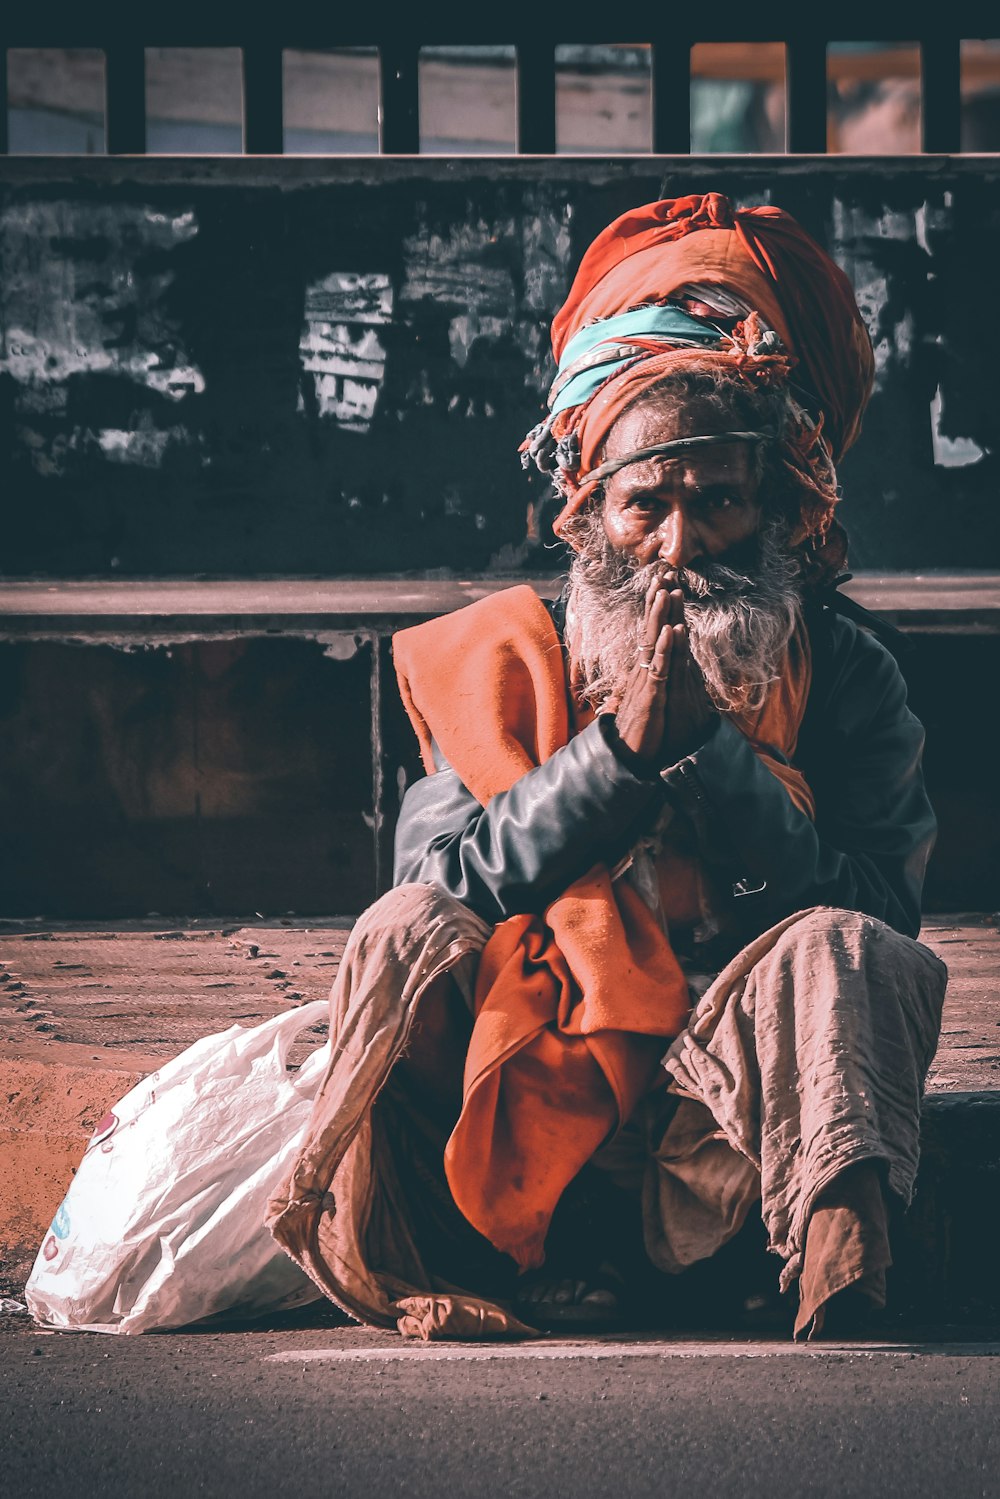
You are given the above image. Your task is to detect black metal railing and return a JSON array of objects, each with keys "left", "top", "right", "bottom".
[
  {"left": 0, "top": 38, "right": 973, "bottom": 156},
  {"left": 920, "top": 40, "right": 963, "bottom": 153}
]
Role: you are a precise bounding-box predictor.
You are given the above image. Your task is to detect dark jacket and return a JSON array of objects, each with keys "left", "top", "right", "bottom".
[{"left": 392, "top": 593, "right": 936, "bottom": 949}]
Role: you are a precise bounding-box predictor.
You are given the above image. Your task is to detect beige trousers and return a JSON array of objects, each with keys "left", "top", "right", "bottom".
[{"left": 267, "top": 887, "right": 947, "bottom": 1331}]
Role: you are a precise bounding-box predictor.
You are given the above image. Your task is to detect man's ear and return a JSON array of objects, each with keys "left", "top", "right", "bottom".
[{"left": 555, "top": 491, "right": 606, "bottom": 555}]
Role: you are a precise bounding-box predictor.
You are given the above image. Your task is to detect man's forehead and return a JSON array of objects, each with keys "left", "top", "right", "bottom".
[
  {"left": 601, "top": 396, "right": 763, "bottom": 489},
  {"left": 609, "top": 443, "right": 757, "bottom": 492}
]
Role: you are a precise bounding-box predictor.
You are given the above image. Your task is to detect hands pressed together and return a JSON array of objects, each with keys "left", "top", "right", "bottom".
[{"left": 609, "top": 569, "right": 718, "bottom": 767}]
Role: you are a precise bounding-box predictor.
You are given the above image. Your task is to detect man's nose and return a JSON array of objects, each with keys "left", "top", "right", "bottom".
[{"left": 656, "top": 508, "right": 698, "bottom": 568}]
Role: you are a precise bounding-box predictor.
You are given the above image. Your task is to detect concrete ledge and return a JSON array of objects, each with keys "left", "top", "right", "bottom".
[{"left": 1, "top": 573, "right": 999, "bottom": 641}]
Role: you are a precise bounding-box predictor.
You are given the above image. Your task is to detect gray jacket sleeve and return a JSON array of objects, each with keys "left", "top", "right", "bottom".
[
  {"left": 659, "top": 614, "right": 936, "bottom": 938},
  {"left": 392, "top": 716, "right": 667, "bottom": 926}
]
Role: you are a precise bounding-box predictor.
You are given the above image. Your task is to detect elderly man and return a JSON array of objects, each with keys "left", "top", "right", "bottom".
[{"left": 269, "top": 193, "right": 947, "bottom": 1342}]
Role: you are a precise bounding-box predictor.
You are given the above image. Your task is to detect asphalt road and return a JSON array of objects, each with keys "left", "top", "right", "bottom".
[{"left": 3, "top": 1315, "right": 1000, "bottom": 1499}]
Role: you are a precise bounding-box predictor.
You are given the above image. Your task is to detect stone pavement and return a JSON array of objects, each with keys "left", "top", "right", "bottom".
[{"left": 1, "top": 914, "right": 998, "bottom": 1317}]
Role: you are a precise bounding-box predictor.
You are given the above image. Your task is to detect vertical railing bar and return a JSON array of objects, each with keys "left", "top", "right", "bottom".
[
  {"left": 651, "top": 39, "right": 691, "bottom": 154},
  {"left": 921, "top": 38, "right": 961, "bottom": 153},
  {"left": 0, "top": 48, "right": 9, "bottom": 155},
  {"left": 378, "top": 41, "right": 420, "bottom": 154},
  {"left": 515, "top": 42, "right": 556, "bottom": 154},
  {"left": 369, "top": 630, "right": 386, "bottom": 898},
  {"left": 104, "top": 44, "right": 146, "bottom": 155},
  {"left": 242, "top": 45, "right": 284, "bottom": 155},
  {"left": 785, "top": 38, "right": 827, "bottom": 153}
]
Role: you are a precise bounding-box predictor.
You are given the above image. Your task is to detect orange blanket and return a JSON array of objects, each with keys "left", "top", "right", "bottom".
[{"left": 393, "top": 585, "right": 812, "bottom": 1270}]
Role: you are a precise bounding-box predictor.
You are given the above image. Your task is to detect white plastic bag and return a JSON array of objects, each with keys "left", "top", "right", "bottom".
[{"left": 25, "top": 1000, "right": 330, "bottom": 1334}]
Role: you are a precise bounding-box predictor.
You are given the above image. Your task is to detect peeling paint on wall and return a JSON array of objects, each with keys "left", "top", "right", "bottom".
[
  {"left": 400, "top": 197, "right": 571, "bottom": 398},
  {"left": 0, "top": 200, "right": 204, "bottom": 473},
  {"left": 297, "top": 271, "right": 392, "bottom": 433},
  {"left": 0, "top": 202, "right": 203, "bottom": 392},
  {"left": 401, "top": 217, "right": 519, "bottom": 371},
  {"left": 321, "top": 633, "right": 363, "bottom": 661},
  {"left": 520, "top": 194, "right": 573, "bottom": 392},
  {"left": 98, "top": 419, "right": 197, "bottom": 469},
  {"left": 930, "top": 386, "right": 986, "bottom": 468},
  {"left": 830, "top": 197, "right": 928, "bottom": 386}
]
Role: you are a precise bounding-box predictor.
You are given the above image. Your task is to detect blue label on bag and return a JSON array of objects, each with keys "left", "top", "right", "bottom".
[{"left": 52, "top": 1204, "right": 71, "bottom": 1240}]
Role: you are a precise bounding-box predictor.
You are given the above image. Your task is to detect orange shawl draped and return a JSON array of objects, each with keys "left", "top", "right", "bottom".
[{"left": 394, "top": 585, "right": 812, "bottom": 1270}]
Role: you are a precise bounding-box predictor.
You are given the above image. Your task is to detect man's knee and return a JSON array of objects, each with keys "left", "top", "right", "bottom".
[
  {"left": 767, "top": 905, "right": 947, "bottom": 1043},
  {"left": 790, "top": 905, "right": 892, "bottom": 939},
  {"left": 349, "top": 882, "right": 490, "bottom": 953},
  {"left": 774, "top": 906, "right": 934, "bottom": 970}
]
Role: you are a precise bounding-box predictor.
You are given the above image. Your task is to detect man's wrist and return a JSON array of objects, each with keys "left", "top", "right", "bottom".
[
  {"left": 663, "top": 712, "right": 721, "bottom": 766},
  {"left": 657, "top": 714, "right": 724, "bottom": 780},
  {"left": 598, "top": 712, "right": 667, "bottom": 781}
]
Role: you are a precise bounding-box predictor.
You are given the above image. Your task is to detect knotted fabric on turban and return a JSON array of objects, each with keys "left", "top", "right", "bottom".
[{"left": 527, "top": 192, "right": 875, "bottom": 572}]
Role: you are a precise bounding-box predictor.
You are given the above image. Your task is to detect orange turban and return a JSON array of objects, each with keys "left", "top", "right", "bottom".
[{"left": 524, "top": 192, "right": 875, "bottom": 570}]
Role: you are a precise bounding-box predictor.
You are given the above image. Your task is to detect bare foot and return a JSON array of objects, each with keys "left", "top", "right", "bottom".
[{"left": 514, "top": 1265, "right": 625, "bottom": 1328}]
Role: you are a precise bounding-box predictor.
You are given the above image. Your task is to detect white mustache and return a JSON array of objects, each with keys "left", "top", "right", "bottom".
[
  {"left": 677, "top": 561, "right": 757, "bottom": 599},
  {"left": 566, "top": 513, "right": 802, "bottom": 714}
]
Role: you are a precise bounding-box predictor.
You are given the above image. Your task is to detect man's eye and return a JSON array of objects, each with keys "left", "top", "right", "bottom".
[{"left": 702, "top": 493, "right": 737, "bottom": 511}]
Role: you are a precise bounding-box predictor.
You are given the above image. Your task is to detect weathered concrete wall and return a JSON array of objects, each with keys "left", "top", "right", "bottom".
[
  {"left": 2, "top": 156, "right": 999, "bottom": 578},
  {"left": 0, "top": 635, "right": 395, "bottom": 917},
  {"left": 0, "top": 630, "right": 995, "bottom": 917}
]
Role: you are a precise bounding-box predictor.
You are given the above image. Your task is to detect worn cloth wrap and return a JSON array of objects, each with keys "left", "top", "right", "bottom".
[
  {"left": 392, "top": 584, "right": 813, "bottom": 1269},
  {"left": 536, "top": 192, "right": 875, "bottom": 573},
  {"left": 265, "top": 888, "right": 945, "bottom": 1339}
]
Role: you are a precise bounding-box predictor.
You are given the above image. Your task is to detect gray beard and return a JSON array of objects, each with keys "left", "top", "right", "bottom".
[{"left": 565, "top": 512, "right": 802, "bottom": 715}]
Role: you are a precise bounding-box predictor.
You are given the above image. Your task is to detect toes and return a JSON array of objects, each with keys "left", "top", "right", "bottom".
[
  {"left": 580, "top": 1289, "right": 618, "bottom": 1309},
  {"left": 516, "top": 1272, "right": 622, "bottom": 1315}
]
